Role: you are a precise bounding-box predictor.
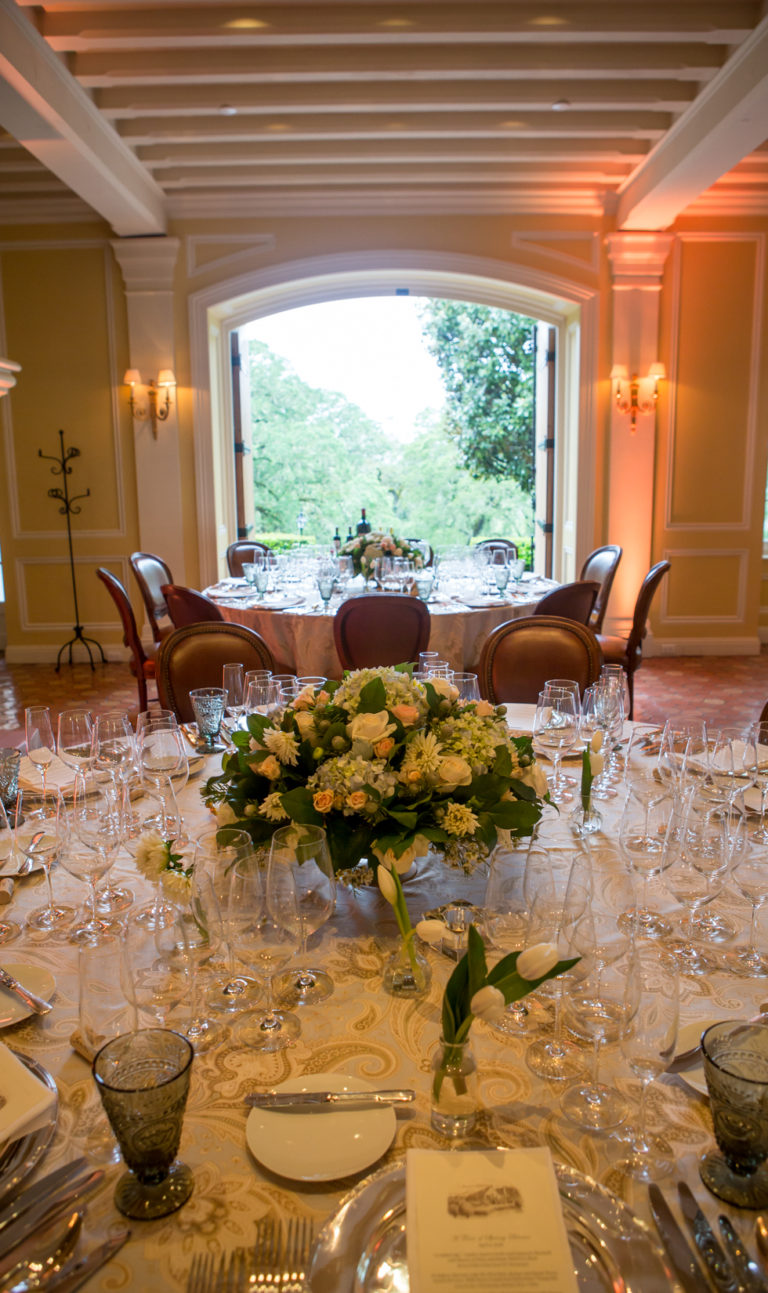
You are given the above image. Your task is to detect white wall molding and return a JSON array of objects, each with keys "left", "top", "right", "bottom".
[
  {"left": 185, "top": 234, "right": 276, "bottom": 279},
  {"left": 14, "top": 553, "right": 131, "bottom": 635},
  {"left": 510, "top": 232, "right": 600, "bottom": 275},
  {"left": 659, "top": 546, "right": 750, "bottom": 625}
]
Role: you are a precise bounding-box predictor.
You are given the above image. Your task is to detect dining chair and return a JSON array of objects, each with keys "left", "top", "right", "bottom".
[
  {"left": 333, "top": 595, "right": 430, "bottom": 670},
  {"left": 129, "top": 552, "right": 174, "bottom": 646},
  {"left": 478, "top": 614, "right": 602, "bottom": 704},
  {"left": 579, "top": 545, "right": 622, "bottom": 632},
  {"left": 96, "top": 567, "right": 157, "bottom": 712},
  {"left": 596, "top": 559, "right": 671, "bottom": 720},
  {"left": 157, "top": 623, "right": 274, "bottom": 723},
  {"left": 475, "top": 538, "right": 519, "bottom": 561},
  {"left": 162, "top": 584, "right": 225, "bottom": 629},
  {"left": 532, "top": 580, "right": 600, "bottom": 626},
  {"left": 226, "top": 541, "right": 276, "bottom": 578}
]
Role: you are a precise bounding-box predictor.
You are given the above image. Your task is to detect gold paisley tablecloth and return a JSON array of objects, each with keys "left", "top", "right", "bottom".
[{"left": 3, "top": 721, "right": 767, "bottom": 1291}]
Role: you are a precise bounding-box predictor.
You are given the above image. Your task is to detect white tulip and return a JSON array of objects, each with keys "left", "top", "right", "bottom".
[
  {"left": 516, "top": 942, "right": 559, "bottom": 981},
  {"left": 470, "top": 985, "right": 506, "bottom": 1021}
]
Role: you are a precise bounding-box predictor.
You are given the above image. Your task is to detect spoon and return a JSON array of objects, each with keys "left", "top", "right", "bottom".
[{"left": 756, "top": 1216, "right": 768, "bottom": 1273}]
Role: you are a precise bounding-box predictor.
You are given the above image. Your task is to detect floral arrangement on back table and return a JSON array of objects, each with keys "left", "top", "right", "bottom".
[
  {"left": 203, "top": 666, "right": 548, "bottom": 885},
  {"left": 340, "top": 531, "right": 424, "bottom": 579}
]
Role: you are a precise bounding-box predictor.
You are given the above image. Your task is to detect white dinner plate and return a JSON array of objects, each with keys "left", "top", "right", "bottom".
[
  {"left": 671, "top": 1019, "right": 718, "bottom": 1097},
  {"left": 245, "top": 1074, "right": 397, "bottom": 1182},
  {"left": 0, "top": 965, "right": 56, "bottom": 1028},
  {"left": 258, "top": 595, "right": 305, "bottom": 611}
]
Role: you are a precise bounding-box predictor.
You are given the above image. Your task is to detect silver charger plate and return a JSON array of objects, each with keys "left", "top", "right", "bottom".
[
  {"left": 309, "top": 1158, "right": 676, "bottom": 1293},
  {"left": 0, "top": 1052, "right": 58, "bottom": 1208}
]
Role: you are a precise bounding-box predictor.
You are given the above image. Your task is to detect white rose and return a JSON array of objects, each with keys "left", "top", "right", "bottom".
[
  {"left": 437, "top": 755, "right": 473, "bottom": 788},
  {"left": 516, "top": 942, "right": 559, "bottom": 981},
  {"left": 294, "top": 711, "right": 315, "bottom": 739},
  {"left": 516, "top": 763, "right": 549, "bottom": 798},
  {"left": 347, "top": 711, "right": 394, "bottom": 744},
  {"left": 470, "top": 985, "right": 506, "bottom": 1022},
  {"left": 429, "top": 677, "right": 460, "bottom": 702}
]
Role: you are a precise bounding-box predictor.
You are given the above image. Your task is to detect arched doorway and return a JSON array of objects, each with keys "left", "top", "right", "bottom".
[{"left": 188, "top": 252, "right": 599, "bottom": 585}]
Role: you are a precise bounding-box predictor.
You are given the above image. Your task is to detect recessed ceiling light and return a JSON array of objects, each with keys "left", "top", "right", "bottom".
[
  {"left": 530, "top": 15, "right": 568, "bottom": 26},
  {"left": 378, "top": 17, "right": 414, "bottom": 27},
  {"left": 265, "top": 122, "right": 291, "bottom": 132},
  {"left": 224, "top": 17, "right": 269, "bottom": 29},
  {"left": 552, "top": 99, "right": 571, "bottom": 112},
  {"left": 219, "top": 105, "right": 238, "bottom": 117},
  {"left": 384, "top": 120, "right": 407, "bottom": 130},
  {"left": 500, "top": 120, "right": 525, "bottom": 130}
]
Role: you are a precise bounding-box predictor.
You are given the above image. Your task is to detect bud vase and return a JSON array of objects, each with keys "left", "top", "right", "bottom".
[
  {"left": 382, "top": 939, "right": 431, "bottom": 998},
  {"left": 571, "top": 801, "right": 603, "bottom": 837},
  {"left": 430, "top": 1035, "right": 478, "bottom": 1137}
]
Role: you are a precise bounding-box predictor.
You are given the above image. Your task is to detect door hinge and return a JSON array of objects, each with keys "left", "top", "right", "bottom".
[
  {"left": 536, "top": 521, "right": 554, "bottom": 534},
  {"left": 538, "top": 437, "right": 555, "bottom": 451}
]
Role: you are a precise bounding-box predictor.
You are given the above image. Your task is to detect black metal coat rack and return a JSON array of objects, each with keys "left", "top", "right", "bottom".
[{"left": 38, "top": 429, "right": 106, "bottom": 671}]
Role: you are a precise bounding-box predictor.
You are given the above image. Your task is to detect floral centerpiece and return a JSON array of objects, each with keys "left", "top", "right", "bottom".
[
  {"left": 340, "top": 530, "right": 424, "bottom": 579},
  {"left": 134, "top": 831, "right": 192, "bottom": 899},
  {"left": 202, "top": 665, "right": 547, "bottom": 884}
]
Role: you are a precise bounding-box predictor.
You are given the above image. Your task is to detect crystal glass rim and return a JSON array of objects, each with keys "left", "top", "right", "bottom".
[
  {"left": 92, "top": 1027, "right": 193, "bottom": 1094},
  {"left": 701, "top": 1019, "right": 768, "bottom": 1082}
]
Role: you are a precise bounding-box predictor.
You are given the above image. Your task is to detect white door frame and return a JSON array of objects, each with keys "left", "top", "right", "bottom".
[{"left": 188, "top": 251, "right": 599, "bottom": 585}]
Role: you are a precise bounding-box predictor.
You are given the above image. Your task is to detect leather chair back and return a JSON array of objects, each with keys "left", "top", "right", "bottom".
[
  {"left": 479, "top": 614, "right": 602, "bottom": 704},
  {"left": 333, "top": 594, "right": 430, "bottom": 671},
  {"left": 162, "top": 584, "right": 224, "bottom": 629},
  {"left": 96, "top": 567, "right": 154, "bottom": 711},
  {"left": 157, "top": 623, "right": 274, "bottom": 722},
  {"left": 475, "top": 538, "right": 519, "bottom": 561},
  {"left": 226, "top": 541, "right": 276, "bottom": 578},
  {"left": 130, "top": 551, "right": 173, "bottom": 644},
  {"left": 579, "top": 545, "right": 622, "bottom": 632},
  {"left": 533, "top": 580, "right": 600, "bottom": 626}
]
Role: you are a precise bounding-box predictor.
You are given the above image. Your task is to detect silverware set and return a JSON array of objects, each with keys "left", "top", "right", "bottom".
[
  {"left": 650, "top": 1182, "right": 768, "bottom": 1292},
  {"left": 0, "top": 1157, "right": 130, "bottom": 1292},
  {"left": 187, "top": 1217, "right": 314, "bottom": 1293}
]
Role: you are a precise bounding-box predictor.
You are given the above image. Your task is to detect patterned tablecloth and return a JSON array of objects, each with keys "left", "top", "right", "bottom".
[
  {"left": 202, "top": 578, "right": 558, "bottom": 679},
  {"left": 3, "top": 715, "right": 767, "bottom": 1290}
]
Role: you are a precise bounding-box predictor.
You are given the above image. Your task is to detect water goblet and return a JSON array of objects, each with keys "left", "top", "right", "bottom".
[
  {"left": 749, "top": 720, "right": 768, "bottom": 844},
  {"left": 0, "top": 750, "right": 20, "bottom": 820},
  {"left": 699, "top": 1021, "right": 768, "bottom": 1208},
  {"left": 15, "top": 788, "right": 74, "bottom": 932},
  {"left": 93, "top": 1028, "right": 194, "bottom": 1219},
  {"left": 189, "top": 687, "right": 227, "bottom": 753},
  {"left": 25, "top": 706, "right": 55, "bottom": 795},
  {"left": 414, "top": 570, "right": 434, "bottom": 603},
  {"left": 253, "top": 567, "right": 270, "bottom": 600},
  {"left": 509, "top": 558, "right": 526, "bottom": 591},
  {"left": 56, "top": 709, "right": 94, "bottom": 777},
  {"left": 616, "top": 949, "right": 679, "bottom": 1181},
  {"left": 316, "top": 572, "right": 335, "bottom": 613},
  {"left": 194, "top": 827, "right": 262, "bottom": 1013},
  {"left": 229, "top": 853, "right": 301, "bottom": 1051},
  {"left": 493, "top": 563, "right": 510, "bottom": 598},
  {"left": 269, "top": 824, "right": 336, "bottom": 1007}
]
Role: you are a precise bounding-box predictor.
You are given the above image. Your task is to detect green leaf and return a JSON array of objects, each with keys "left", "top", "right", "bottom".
[
  {"left": 394, "top": 662, "right": 414, "bottom": 676},
  {"left": 466, "top": 925, "right": 488, "bottom": 999},
  {"left": 386, "top": 809, "right": 419, "bottom": 829},
  {"left": 493, "top": 746, "right": 513, "bottom": 778},
  {"left": 357, "top": 677, "right": 387, "bottom": 713},
  {"left": 279, "top": 787, "right": 323, "bottom": 826}
]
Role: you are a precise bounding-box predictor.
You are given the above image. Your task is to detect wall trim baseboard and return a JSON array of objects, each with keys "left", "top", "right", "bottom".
[{"left": 644, "top": 636, "right": 761, "bottom": 658}]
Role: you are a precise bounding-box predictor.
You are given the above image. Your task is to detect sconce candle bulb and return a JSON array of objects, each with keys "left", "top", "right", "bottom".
[{"left": 123, "top": 368, "right": 176, "bottom": 439}]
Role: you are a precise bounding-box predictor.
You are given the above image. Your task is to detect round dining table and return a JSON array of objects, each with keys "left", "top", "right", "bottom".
[
  {"left": 203, "top": 576, "right": 559, "bottom": 679},
  {"left": 0, "top": 711, "right": 764, "bottom": 1290}
]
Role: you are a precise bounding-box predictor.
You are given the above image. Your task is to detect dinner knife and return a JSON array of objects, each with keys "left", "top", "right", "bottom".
[
  {"left": 0, "top": 967, "right": 53, "bottom": 1017},
  {"left": 0, "top": 1168, "right": 103, "bottom": 1266},
  {"left": 245, "top": 1088, "right": 415, "bottom": 1110},
  {"left": 677, "top": 1183, "right": 737, "bottom": 1291},
  {"left": 648, "top": 1184, "right": 710, "bottom": 1293},
  {"left": 36, "top": 1228, "right": 131, "bottom": 1293},
  {"left": 0, "top": 1158, "right": 89, "bottom": 1236},
  {"left": 719, "top": 1217, "right": 768, "bottom": 1293}
]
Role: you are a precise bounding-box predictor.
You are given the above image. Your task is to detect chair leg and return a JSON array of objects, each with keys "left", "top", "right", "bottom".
[{"left": 626, "top": 668, "right": 634, "bottom": 721}]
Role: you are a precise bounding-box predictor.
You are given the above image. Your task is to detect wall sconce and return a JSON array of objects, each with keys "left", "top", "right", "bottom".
[
  {"left": 610, "top": 362, "right": 665, "bottom": 433},
  {"left": 123, "top": 368, "right": 176, "bottom": 438}
]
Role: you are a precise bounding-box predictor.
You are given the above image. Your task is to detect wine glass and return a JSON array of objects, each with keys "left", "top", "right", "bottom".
[
  {"left": 194, "top": 827, "right": 263, "bottom": 1014},
  {"left": 664, "top": 798, "right": 729, "bottom": 976},
  {"left": 726, "top": 840, "right": 768, "bottom": 977},
  {"left": 749, "top": 720, "right": 768, "bottom": 844},
  {"left": 483, "top": 842, "right": 553, "bottom": 1033},
  {"left": 616, "top": 948, "right": 679, "bottom": 1180},
  {"left": 120, "top": 918, "right": 188, "bottom": 1031},
  {"left": 533, "top": 688, "right": 579, "bottom": 804},
  {"left": 229, "top": 852, "right": 301, "bottom": 1051},
  {"left": 25, "top": 706, "right": 55, "bottom": 795},
  {"left": 15, "top": 788, "right": 74, "bottom": 932},
  {"left": 561, "top": 934, "right": 630, "bottom": 1131},
  {"left": 452, "top": 673, "right": 481, "bottom": 703},
  {"left": 269, "top": 824, "right": 336, "bottom": 1007},
  {"left": 67, "top": 771, "right": 125, "bottom": 943},
  {"left": 617, "top": 791, "right": 676, "bottom": 939},
  {"left": 623, "top": 723, "right": 667, "bottom": 809},
  {"left": 222, "top": 663, "right": 246, "bottom": 730},
  {"left": 526, "top": 851, "right": 590, "bottom": 1081},
  {"left": 707, "top": 725, "right": 757, "bottom": 829},
  {"left": 91, "top": 713, "right": 135, "bottom": 914},
  {"left": 168, "top": 867, "right": 225, "bottom": 1052},
  {"left": 245, "top": 678, "right": 281, "bottom": 718},
  {"left": 136, "top": 724, "right": 189, "bottom": 842},
  {"left": 56, "top": 709, "right": 94, "bottom": 777},
  {"left": 0, "top": 801, "right": 20, "bottom": 944}
]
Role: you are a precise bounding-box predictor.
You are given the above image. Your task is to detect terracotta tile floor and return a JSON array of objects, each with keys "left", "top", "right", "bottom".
[{"left": 0, "top": 649, "right": 766, "bottom": 733}]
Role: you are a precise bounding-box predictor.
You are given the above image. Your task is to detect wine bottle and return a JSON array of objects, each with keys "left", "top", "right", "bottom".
[
  {"left": 356, "top": 508, "right": 371, "bottom": 536},
  {"left": 333, "top": 526, "right": 341, "bottom": 552},
  {"left": 345, "top": 525, "right": 354, "bottom": 543}
]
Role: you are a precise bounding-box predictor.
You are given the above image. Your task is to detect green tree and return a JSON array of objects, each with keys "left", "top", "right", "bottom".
[{"left": 419, "top": 300, "right": 536, "bottom": 490}]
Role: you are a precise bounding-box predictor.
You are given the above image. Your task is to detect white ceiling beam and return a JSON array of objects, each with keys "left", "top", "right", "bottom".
[
  {"left": 616, "top": 16, "right": 768, "bottom": 229},
  {"left": 0, "top": 0, "right": 166, "bottom": 235}
]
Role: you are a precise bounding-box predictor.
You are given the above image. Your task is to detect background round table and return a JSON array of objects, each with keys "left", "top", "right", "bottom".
[{"left": 204, "top": 577, "right": 557, "bottom": 679}]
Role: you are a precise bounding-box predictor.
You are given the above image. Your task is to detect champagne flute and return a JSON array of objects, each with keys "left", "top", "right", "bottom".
[
  {"left": 533, "top": 688, "right": 579, "bottom": 804},
  {"left": 222, "top": 663, "right": 246, "bottom": 729},
  {"left": 25, "top": 706, "right": 55, "bottom": 795},
  {"left": 616, "top": 948, "right": 679, "bottom": 1181},
  {"left": 15, "top": 788, "right": 74, "bottom": 932},
  {"left": 229, "top": 852, "right": 301, "bottom": 1051},
  {"left": 269, "top": 824, "right": 336, "bottom": 1007},
  {"left": 56, "top": 709, "right": 94, "bottom": 777},
  {"left": 67, "top": 771, "right": 124, "bottom": 942},
  {"left": 194, "top": 827, "right": 263, "bottom": 1013}
]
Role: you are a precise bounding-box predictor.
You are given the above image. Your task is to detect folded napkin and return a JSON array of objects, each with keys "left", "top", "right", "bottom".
[
  {"left": 18, "top": 753, "right": 74, "bottom": 794},
  {"left": 0, "top": 1043, "right": 56, "bottom": 1145}
]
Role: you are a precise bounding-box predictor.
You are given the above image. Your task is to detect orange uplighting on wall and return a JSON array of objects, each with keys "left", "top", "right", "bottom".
[{"left": 610, "top": 363, "right": 666, "bottom": 433}]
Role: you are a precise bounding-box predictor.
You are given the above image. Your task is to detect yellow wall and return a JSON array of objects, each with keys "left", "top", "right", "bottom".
[{"left": 0, "top": 211, "right": 766, "bottom": 659}]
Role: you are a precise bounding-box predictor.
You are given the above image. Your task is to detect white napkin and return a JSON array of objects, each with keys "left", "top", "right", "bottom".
[
  {"left": 0, "top": 1043, "right": 56, "bottom": 1145},
  {"left": 18, "top": 753, "right": 74, "bottom": 793}
]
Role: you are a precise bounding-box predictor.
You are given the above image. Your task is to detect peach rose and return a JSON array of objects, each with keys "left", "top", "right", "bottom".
[
  {"left": 475, "top": 699, "right": 495, "bottom": 718},
  {"left": 373, "top": 736, "right": 395, "bottom": 759},
  {"left": 293, "top": 685, "right": 316, "bottom": 711},
  {"left": 259, "top": 755, "right": 281, "bottom": 780},
  {"left": 313, "top": 789, "right": 334, "bottom": 813},
  {"left": 391, "top": 703, "right": 420, "bottom": 727},
  {"left": 346, "top": 790, "right": 368, "bottom": 810}
]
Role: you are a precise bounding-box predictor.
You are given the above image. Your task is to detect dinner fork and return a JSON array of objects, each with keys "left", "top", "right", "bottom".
[
  {"left": 186, "top": 1251, "right": 214, "bottom": 1293},
  {"left": 252, "top": 1217, "right": 314, "bottom": 1291}
]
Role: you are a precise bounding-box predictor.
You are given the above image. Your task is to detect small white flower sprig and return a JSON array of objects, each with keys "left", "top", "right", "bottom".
[
  {"left": 581, "top": 731, "right": 604, "bottom": 813},
  {"left": 433, "top": 924, "right": 578, "bottom": 1102},
  {"left": 134, "top": 829, "right": 192, "bottom": 900}
]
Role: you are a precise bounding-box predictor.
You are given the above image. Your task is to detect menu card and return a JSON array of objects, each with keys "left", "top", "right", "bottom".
[{"left": 406, "top": 1147, "right": 577, "bottom": 1293}]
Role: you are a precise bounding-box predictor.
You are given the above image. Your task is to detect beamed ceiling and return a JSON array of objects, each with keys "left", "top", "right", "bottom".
[{"left": 0, "top": 0, "right": 767, "bottom": 235}]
